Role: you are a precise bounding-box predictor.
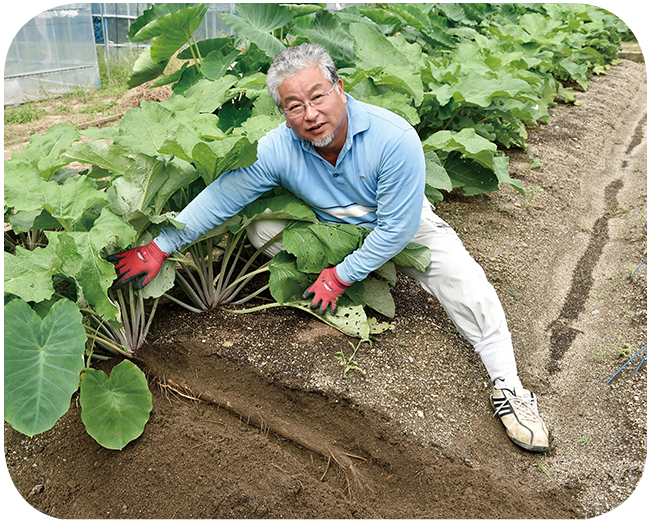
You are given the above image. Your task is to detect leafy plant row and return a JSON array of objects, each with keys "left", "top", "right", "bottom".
[{"left": 4, "top": 3, "right": 628, "bottom": 448}]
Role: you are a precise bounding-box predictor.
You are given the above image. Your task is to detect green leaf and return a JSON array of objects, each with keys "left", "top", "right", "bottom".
[
  {"left": 50, "top": 208, "right": 136, "bottom": 321},
  {"left": 129, "top": 3, "right": 208, "bottom": 42},
  {"left": 65, "top": 141, "right": 134, "bottom": 176},
  {"left": 289, "top": 301, "right": 375, "bottom": 339},
  {"left": 8, "top": 123, "right": 79, "bottom": 180},
  {"left": 350, "top": 22, "right": 409, "bottom": 70},
  {"left": 269, "top": 251, "right": 312, "bottom": 304},
  {"left": 191, "top": 137, "right": 258, "bottom": 186},
  {"left": 392, "top": 242, "right": 431, "bottom": 273},
  {"left": 240, "top": 192, "right": 317, "bottom": 228},
  {"left": 452, "top": 71, "right": 533, "bottom": 108},
  {"left": 217, "top": 102, "right": 252, "bottom": 132},
  {"left": 444, "top": 152, "right": 499, "bottom": 196},
  {"left": 361, "top": 91, "right": 420, "bottom": 126},
  {"left": 348, "top": 278, "right": 395, "bottom": 318},
  {"left": 425, "top": 150, "right": 453, "bottom": 193},
  {"left": 4, "top": 162, "right": 107, "bottom": 232},
  {"left": 107, "top": 155, "right": 169, "bottom": 222},
  {"left": 283, "top": 222, "right": 366, "bottom": 274},
  {"left": 115, "top": 102, "right": 174, "bottom": 157},
  {"left": 294, "top": 10, "right": 356, "bottom": 67},
  {"left": 127, "top": 47, "right": 170, "bottom": 89},
  {"left": 176, "top": 37, "right": 237, "bottom": 60},
  {"left": 150, "top": 17, "right": 207, "bottom": 63},
  {"left": 373, "top": 63, "right": 424, "bottom": 106},
  {"left": 201, "top": 48, "right": 241, "bottom": 80},
  {"left": 220, "top": 3, "right": 293, "bottom": 58},
  {"left": 80, "top": 360, "right": 153, "bottom": 450},
  {"left": 4, "top": 245, "right": 59, "bottom": 303},
  {"left": 4, "top": 299, "right": 86, "bottom": 436}
]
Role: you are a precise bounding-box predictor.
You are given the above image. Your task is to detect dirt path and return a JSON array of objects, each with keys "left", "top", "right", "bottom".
[{"left": 4, "top": 60, "right": 647, "bottom": 520}]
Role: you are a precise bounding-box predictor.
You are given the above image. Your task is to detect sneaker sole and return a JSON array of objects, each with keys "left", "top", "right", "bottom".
[
  {"left": 490, "top": 397, "right": 550, "bottom": 453},
  {"left": 507, "top": 435, "right": 549, "bottom": 453}
]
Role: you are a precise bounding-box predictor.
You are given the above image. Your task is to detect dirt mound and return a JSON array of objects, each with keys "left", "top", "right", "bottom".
[
  {"left": 4, "top": 60, "right": 647, "bottom": 519},
  {"left": 118, "top": 81, "right": 173, "bottom": 110}
]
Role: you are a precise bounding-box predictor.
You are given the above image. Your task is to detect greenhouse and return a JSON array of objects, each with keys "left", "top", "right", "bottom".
[{"left": 4, "top": 3, "right": 236, "bottom": 105}]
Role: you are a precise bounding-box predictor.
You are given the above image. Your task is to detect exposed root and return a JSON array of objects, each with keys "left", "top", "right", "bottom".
[{"left": 159, "top": 377, "right": 367, "bottom": 498}]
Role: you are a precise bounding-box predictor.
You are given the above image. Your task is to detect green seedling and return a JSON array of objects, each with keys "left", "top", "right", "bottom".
[
  {"left": 335, "top": 335, "right": 370, "bottom": 378},
  {"left": 524, "top": 185, "right": 543, "bottom": 207},
  {"left": 533, "top": 455, "right": 552, "bottom": 480}
]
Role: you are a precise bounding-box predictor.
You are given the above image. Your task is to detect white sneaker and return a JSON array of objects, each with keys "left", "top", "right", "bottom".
[{"left": 490, "top": 387, "right": 550, "bottom": 452}]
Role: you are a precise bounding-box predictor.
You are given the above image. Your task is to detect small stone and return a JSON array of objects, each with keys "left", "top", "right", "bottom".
[{"left": 27, "top": 484, "right": 44, "bottom": 498}]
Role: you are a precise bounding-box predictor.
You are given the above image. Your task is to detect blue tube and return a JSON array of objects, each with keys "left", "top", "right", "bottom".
[{"left": 607, "top": 344, "right": 648, "bottom": 384}]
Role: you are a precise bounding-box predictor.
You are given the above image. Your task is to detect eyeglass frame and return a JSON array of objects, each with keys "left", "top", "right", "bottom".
[{"left": 281, "top": 84, "right": 338, "bottom": 120}]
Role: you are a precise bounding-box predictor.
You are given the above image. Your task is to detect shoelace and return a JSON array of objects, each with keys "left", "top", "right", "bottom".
[{"left": 493, "top": 393, "right": 542, "bottom": 424}]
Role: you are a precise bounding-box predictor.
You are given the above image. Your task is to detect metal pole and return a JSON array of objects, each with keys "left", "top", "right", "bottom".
[{"left": 101, "top": 3, "right": 110, "bottom": 86}]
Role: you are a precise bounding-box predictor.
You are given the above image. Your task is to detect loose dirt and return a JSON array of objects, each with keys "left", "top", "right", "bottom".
[{"left": 3, "top": 59, "right": 647, "bottom": 520}]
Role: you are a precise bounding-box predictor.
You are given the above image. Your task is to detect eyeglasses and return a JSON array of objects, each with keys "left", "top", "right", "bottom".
[{"left": 282, "top": 84, "right": 337, "bottom": 120}]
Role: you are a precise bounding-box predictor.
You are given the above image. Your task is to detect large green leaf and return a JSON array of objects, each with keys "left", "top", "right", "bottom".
[
  {"left": 80, "top": 359, "right": 153, "bottom": 450},
  {"left": 392, "top": 242, "right": 431, "bottom": 273},
  {"left": 294, "top": 10, "right": 356, "bottom": 67},
  {"left": 361, "top": 91, "right": 420, "bottom": 126},
  {"left": 451, "top": 70, "right": 533, "bottom": 108},
  {"left": 283, "top": 222, "right": 366, "bottom": 274},
  {"left": 347, "top": 278, "right": 395, "bottom": 318},
  {"left": 269, "top": 251, "right": 313, "bottom": 304},
  {"left": 191, "top": 137, "right": 258, "bottom": 185},
  {"left": 128, "top": 3, "right": 208, "bottom": 42},
  {"left": 51, "top": 208, "right": 136, "bottom": 320},
  {"left": 150, "top": 16, "right": 207, "bottom": 63},
  {"left": 350, "top": 22, "right": 409, "bottom": 70},
  {"left": 105, "top": 155, "right": 170, "bottom": 223},
  {"left": 4, "top": 299, "right": 86, "bottom": 436},
  {"left": 4, "top": 163, "right": 108, "bottom": 231},
  {"left": 115, "top": 102, "right": 175, "bottom": 157},
  {"left": 127, "top": 47, "right": 170, "bottom": 89},
  {"left": 65, "top": 141, "right": 135, "bottom": 176},
  {"left": 240, "top": 191, "right": 317, "bottom": 228},
  {"left": 201, "top": 49, "right": 242, "bottom": 81},
  {"left": 4, "top": 245, "right": 59, "bottom": 303},
  {"left": 444, "top": 152, "right": 499, "bottom": 196},
  {"left": 7, "top": 123, "right": 80, "bottom": 180},
  {"left": 219, "top": 3, "right": 294, "bottom": 58}
]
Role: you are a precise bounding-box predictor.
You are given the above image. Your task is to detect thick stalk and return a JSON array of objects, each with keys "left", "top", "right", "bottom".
[
  {"left": 175, "top": 270, "right": 209, "bottom": 311},
  {"left": 163, "top": 292, "right": 206, "bottom": 314},
  {"left": 140, "top": 297, "right": 160, "bottom": 348},
  {"left": 115, "top": 289, "right": 133, "bottom": 350}
]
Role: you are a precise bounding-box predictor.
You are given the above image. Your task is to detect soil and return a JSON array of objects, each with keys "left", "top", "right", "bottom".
[{"left": 3, "top": 59, "right": 647, "bottom": 520}]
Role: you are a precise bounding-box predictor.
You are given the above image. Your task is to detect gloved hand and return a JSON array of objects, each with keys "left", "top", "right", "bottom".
[
  {"left": 303, "top": 266, "right": 351, "bottom": 315},
  {"left": 107, "top": 240, "right": 169, "bottom": 289}
]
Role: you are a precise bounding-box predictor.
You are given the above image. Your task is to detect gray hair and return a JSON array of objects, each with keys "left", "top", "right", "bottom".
[{"left": 266, "top": 43, "right": 339, "bottom": 109}]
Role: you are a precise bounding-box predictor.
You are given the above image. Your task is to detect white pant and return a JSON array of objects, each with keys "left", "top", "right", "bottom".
[{"left": 247, "top": 201, "right": 521, "bottom": 388}]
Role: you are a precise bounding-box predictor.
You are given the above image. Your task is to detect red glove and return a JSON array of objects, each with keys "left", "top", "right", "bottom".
[
  {"left": 303, "top": 266, "right": 351, "bottom": 315},
  {"left": 107, "top": 241, "right": 169, "bottom": 289}
]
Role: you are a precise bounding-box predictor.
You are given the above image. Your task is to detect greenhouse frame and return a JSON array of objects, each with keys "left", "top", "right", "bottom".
[{"left": 4, "top": 3, "right": 237, "bottom": 106}]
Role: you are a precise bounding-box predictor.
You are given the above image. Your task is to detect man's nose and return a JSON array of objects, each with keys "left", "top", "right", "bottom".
[{"left": 303, "top": 102, "right": 318, "bottom": 119}]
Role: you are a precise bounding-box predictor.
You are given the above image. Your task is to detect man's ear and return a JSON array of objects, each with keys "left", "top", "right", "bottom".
[{"left": 285, "top": 119, "right": 292, "bottom": 129}]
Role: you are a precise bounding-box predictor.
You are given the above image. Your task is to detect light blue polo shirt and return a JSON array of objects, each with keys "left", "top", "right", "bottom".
[{"left": 155, "top": 94, "right": 425, "bottom": 283}]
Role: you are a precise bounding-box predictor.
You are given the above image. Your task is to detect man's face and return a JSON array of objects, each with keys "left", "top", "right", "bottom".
[{"left": 278, "top": 67, "right": 348, "bottom": 155}]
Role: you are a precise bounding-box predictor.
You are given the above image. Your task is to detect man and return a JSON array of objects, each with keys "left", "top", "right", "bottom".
[{"left": 109, "top": 43, "right": 549, "bottom": 453}]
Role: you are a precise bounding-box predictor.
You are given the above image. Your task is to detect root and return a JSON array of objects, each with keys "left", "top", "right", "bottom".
[{"left": 160, "top": 377, "right": 366, "bottom": 497}]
